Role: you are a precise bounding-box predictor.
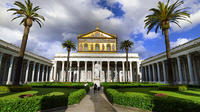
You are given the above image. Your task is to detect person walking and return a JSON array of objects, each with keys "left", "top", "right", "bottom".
[{"left": 94, "top": 83, "right": 97, "bottom": 93}]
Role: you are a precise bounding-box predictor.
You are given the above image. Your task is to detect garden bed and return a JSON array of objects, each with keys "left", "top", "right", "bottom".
[
  {"left": 104, "top": 87, "right": 200, "bottom": 112},
  {"left": 0, "top": 83, "right": 88, "bottom": 112}
]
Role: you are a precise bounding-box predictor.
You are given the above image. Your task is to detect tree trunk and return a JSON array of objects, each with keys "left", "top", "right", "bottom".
[
  {"left": 66, "top": 49, "right": 70, "bottom": 82},
  {"left": 13, "top": 26, "right": 30, "bottom": 85},
  {"left": 164, "top": 29, "right": 173, "bottom": 85},
  {"left": 126, "top": 48, "right": 128, "bottom": 82}
]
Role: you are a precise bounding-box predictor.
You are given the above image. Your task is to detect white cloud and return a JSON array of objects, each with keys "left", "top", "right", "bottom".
[{"left": 170, "top": 38, "right": 191, "bottom": 48}]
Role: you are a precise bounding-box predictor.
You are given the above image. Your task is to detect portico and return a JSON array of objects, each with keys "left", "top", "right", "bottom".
[
  {"left": 53, "top": 53, "right": 141, "bottom": 82},
  {"left": 141, "top": 37, "right": 200, "bottom": 84}
]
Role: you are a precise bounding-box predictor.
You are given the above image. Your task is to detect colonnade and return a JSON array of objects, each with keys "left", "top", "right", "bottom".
[
  {"left": 141, "top": 52, "right": 200, "bottom": 84},
  {"left": 0, "top": 52, "right": 52, "bottom": 85},
  {"left": 53, "top": 60, "right": 140, "bottom": 82}
]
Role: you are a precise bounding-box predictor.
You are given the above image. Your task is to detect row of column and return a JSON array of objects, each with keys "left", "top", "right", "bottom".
[
  {"left": 0, "top": 52, "right": 52, "bottom": 85},
  {"left": 142, "top": 53, "right": 198, "bottom": 84},
  {"left": 54, "top": 60, "right": 140, "bottom": 82}
]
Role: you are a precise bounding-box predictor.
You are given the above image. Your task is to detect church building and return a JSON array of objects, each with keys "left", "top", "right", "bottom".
[{"left": 52, "top": 25, "right": 141, "bottom": 84}]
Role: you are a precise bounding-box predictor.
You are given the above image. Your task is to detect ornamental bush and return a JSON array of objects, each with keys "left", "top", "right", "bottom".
[
  {"left": 158, "top": 85, "right": 188, "bottom": 91},
  {"left": 0, "top": 85, "right": 32, "bottom": 92},
  {"left": 68, "top": 89, "right": 86, "bottom": 105},
  {"left": 104, "top": 88, "right": 200, "bottom": 112}
]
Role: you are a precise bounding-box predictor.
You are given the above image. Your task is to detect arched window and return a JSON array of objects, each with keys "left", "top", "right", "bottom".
[
  {"left": 91, "top": 44, "right": 93, "bottom": 51},
  {"left": 107, "top": 44, "right": 111, "bottom": 51},
  {"left": 84, "top": 43, "right": 88, "bottom": 51},
  {"left": 95, "top": 44, "right": 100, "bottom": 51}
]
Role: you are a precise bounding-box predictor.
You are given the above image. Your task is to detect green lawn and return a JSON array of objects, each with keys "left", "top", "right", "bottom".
[
  {"left": 117, "top": 87, "right": 200, "bottom": 103},
  {"left": 0, "top": 88, "right": 77, "bottom": 100}
]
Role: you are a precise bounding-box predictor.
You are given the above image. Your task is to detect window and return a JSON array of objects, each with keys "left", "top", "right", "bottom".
[
  {"left": 84, "top": 43, "right": 88, "bottom": 51},
  {"left": 95, "top": 44, "right": 100, "bottom": 51},
  {"left": 107, "top": 44, "right": 111, "bottom": 51}
]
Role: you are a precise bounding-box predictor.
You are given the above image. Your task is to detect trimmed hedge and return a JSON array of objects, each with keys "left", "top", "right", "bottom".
[
  {"left": 102, "top": 82, "right": 167, "bottom": 90},
  {"left": 105, "top": 88, "right": 200, "bottom": 112},
  {"left": 27, "top": 82, "right": 93, "bottom": 87},
  {"left": 159, "top": 85, "right": 188, "bottom": 91},
  {"left": 68, "top": 89, "right": 86, "bottom": 105},
  {"left": 0, "top": 85, "right": 32, "bottom": 92},
  {"left": 0, "top": 88, "right": 87, "bottom": 111}
]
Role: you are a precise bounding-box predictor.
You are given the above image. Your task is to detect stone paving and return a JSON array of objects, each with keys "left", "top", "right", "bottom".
[{"left": 53, "top": 88, "right": 148, "bottom": 112}]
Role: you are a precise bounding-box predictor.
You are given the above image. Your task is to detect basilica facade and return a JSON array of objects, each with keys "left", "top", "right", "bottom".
[{"left": 52, "top": 26, "right": 141, "bottom": 84}]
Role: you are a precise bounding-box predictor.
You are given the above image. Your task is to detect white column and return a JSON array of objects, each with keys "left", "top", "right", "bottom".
[
  {"left": 115, "top": 61, "right": 118, "bottom": 82},
  {"left": 152, "top": 64, "right": 156, "bottom": 82},
  {"left": 53, "top": 61, "right": 57, "bottom": 81},
  {"left": 24, "top": 60, "right": 30, "bottom": 83},
  {"left": 46, "top": 66, "right": 49, "bottom": 82},
  {"left": 187, "top": 54, "right": 194, "bottom": 84},
  {"left": 157, "top": 63, "right": 161, "bottom": 82},
  {"left": 41, "top": 65, "right": 45, "bottom": 82},
  {"left": 148, "top": 65, "right": 152, "bottom": 82},
  {"left": 177, "top": 57, "right": 183, "bottom": 84},
  {"left": 145, "top": 66, "right": 148, "bottom": 81},
  {"left": 6, "top": 55, "right": 14, "bottom": 85},
  {"left": 122, "top": 61, "right": 125, "bottom": 82},
  {"left": 162, "top": 61, "right": 167, "bottom": 83},
  {"left": 49, "top": 66, "right": 54, "bottom": 82},
  {"left": 107, "top": 61, "right": 110, "bottom": 82},
  {"left": 31, "top": 62, "right": 36, "bottom": 82},
  {"left": 77, "top": 61, "right": 80, "bottom": 82},
  {"left": 37, "top": 64, "right": 40, "bottom": 82},
  {"left": 129, "top": 61, "right": 133, "bottom": 82},
  {"left": 69, "top": 61, "right": 72, "bottom": 82},
  {"left": 61, "top": 61, "right": 65, "bottom": 82},
  {"left": 100, "top": 61, "right": 103, "bottom": 82},
  {"left": 136, "top": 61, "right": 141, "bottom": 82},
  {"left": 0, "top": 53, "right": 3, "bottom": 72},
  {"left": 83, "top": 61, "right": 87, "bottom": 82},
  {"left": 92, "top": 61, "right": 95, "bottom": 81}
]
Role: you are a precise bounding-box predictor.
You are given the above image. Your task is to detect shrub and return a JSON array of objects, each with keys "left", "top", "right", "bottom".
[
  {"left": 0, "top": 85, "right": 32, "bottom": 92},
  {"left": 68, "top": 89, "right": 86, "bottom": 105},
  {"left": 158, "top": 85, "right": 187, "bottom": 91},
  {"left": 104, "top": 88, "right": 200, "bottom": 112}
]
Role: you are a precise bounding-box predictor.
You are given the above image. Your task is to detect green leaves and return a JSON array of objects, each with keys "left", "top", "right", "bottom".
[
  {"left": 7, "top": 0, "right": 45, "bottom": 27},
  {"left": 120, "top": 40, "right": 134, "bottom": 51},
  {"left": 62, "top": 40, "right": 76, "bottom": 51},
  {"left": 144, "top": 0, "right": 191, "bottom": 34}
]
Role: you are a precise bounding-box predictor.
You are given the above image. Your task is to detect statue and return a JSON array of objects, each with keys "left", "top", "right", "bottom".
[{"left": 94, "top": 62, "right": 101, "bottom": 79}]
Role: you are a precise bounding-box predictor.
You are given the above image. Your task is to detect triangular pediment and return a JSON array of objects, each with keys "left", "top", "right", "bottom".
[{"left": 78, "top": 29, "right": 117, "bottom": 39}]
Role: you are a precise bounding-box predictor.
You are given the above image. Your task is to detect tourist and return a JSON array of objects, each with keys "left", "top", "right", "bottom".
[{"left": 94, "top": 83, "right": 97, "bottom": 93}]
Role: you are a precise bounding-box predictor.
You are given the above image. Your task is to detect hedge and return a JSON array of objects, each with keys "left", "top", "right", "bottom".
[
  {"left": 0, "top": 89, "right": 87, "bottom": 111},
  {"left": 0, "top": 85, "right": 32, "bottom": 92},
  {"left": 68, "top": 89, "right": 86, "bottom": 105},
  {"left": 0, "top": 95, "right": 68, "bottom": 112},
  {"left": 102, "top": 82, "right": 167, "bottom": 90},
  {"left": 158, "top": 85, "right": 188, "bottom": 91},
  {"left": 27, "top": 82, "right": 93, "bottom": 87},
  {"left": 105, "top": 88, "right": 200, "bottom": 112}
]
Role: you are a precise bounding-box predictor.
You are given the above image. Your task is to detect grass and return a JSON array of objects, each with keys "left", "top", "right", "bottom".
[
  {"left": 117, "top": 87, "right": 200, "bottom": 103},
  {"left": 0, "top": 88, "right": 77, "bottom": 100}
]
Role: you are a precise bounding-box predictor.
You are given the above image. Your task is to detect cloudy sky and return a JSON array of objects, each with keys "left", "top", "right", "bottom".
[{"left": 0, "top": 0, "right": 200, "bottom": 60}]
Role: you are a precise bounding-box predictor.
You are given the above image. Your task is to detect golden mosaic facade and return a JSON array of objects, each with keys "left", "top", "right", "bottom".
[{"left": 77, "top": 26, "right": 117, "bottom": 53}]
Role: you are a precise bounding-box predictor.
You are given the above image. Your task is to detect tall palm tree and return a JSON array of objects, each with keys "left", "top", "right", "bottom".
[
  {"left": 7, "top": 0, "right": 45, "bottom": 85},
  {"left": 144, "top": 0, "right": 191, "bottom": 84},
  {"left": 120, "top": 40, "right": 134, "bottom": 82},
  {"left": 62, "top": 40, "right": 76, "bottom": 82}
]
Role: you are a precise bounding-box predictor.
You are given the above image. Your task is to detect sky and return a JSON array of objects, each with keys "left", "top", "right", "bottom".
[{"left": 0, "top": 0, "right": 200, "bottom": 60}]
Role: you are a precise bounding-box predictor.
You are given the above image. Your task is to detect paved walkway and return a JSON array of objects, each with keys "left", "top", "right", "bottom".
[{"left": 53, "top": 88, "right": 148, "bottom": 112}]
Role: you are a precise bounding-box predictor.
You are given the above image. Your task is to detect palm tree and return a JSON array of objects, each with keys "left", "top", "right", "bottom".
[
  {"left": 7, "top": 0, "right": 45, "bottom": 85},
  {"left": 120, "top": 40, "right": 134, "bottom": 82},
  {"left": 62, "top": 40, "right": 76, "bottom": 82},
  {"left": 144, "top": 0, "right": 191, "bottom": 84}
]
